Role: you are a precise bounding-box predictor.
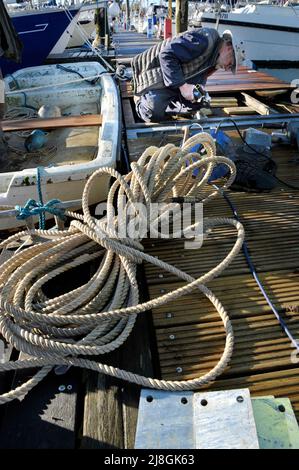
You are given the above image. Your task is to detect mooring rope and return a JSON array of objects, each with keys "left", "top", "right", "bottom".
[{"left": 0, "top": 133, "right": 244, "bottom": 404}]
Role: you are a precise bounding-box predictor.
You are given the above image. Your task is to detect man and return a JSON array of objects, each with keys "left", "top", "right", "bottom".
[{"left": 132, "top": 27, "right": 241, "bottom": 123}]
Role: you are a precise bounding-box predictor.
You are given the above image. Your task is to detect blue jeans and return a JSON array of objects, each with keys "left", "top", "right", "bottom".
[{"left": 135, "top": 88, "right": 202, "bottom": 123}]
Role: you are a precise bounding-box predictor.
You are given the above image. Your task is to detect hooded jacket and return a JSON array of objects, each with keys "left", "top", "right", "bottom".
[{"left": 132, "top": 27, "right": 221, "bottom": 95}]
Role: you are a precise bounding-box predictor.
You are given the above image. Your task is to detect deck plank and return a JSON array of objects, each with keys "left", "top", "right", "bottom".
[{"left": 123, "top": 120, "right": 299, "bottom": 423}]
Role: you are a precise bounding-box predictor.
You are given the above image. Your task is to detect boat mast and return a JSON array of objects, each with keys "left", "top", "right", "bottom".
[
  {"left": 125, "top": 0, "right": 130, "bottom": 29},
  {"left": 168, "top": 0, "right": 172, "bottom": 19}
]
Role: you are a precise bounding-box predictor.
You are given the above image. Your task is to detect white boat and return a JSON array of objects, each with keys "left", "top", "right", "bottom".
[
  {"left": 1, "top": 61, "right": 121, "bottom": 230},
  {"left": 67, "top": 9, "right": 96, "bottom": 48},
  {"left": 200, "top": 1, "right": 299, "bottom": 65},
  {"left": 67, "top": 2, "right": 107, "bottom": 49}
]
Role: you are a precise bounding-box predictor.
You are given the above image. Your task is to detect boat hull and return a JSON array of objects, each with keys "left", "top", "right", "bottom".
[
  {"left": 67, "top": 18, "right": 95, "bottom": 48},
  {"left": 1, "top": 62, "right": 121, "bottom": 230},
  {"left": 0, "top": 8, "right": 79, "bottom": 76},
  {"left": 200, "top": 5, "right": 299, "bottom": 64}
]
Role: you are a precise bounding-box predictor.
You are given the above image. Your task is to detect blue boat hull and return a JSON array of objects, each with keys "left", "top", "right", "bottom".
[{"left": 0, "top": 8, "right": 78, "bottom": 76}]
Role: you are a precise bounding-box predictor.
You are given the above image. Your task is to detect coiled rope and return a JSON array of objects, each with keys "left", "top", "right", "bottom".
[{"left": 0, "top": 133, "right": 244, "bottom": 404}]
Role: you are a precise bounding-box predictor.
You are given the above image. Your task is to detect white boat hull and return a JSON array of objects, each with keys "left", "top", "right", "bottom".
[
  {"left": 48, "top": 9, "right": 81, "bottom": 55},
  {"left": 200, "top": 4, "right": 299, "bottom": 64},
  {"left": 2, "top": 62, "right": 121, "bottom": 230},
  {"left": 68, "top": 19, "right": 95, "bottom": 48}
]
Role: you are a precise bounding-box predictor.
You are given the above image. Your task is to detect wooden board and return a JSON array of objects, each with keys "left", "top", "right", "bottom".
[
  {"left": 122, "top": 98, "right": 136, "bottom": 125},
  {"left": 120, "top": 65, "right": 293, "bottom": 99},
  {"left": 130, "top": 128, "right": 299, "bottom": 423},
  {"left": 2, "top": 114, "right": 103, "bottom": 132},
  {"left": 0, "top": 365, "right": 81, "bottom": 449},
  {"left": 81, "top": 267, "right": 156, "bottom": 449},
  {"left": 223, "top": 106, "right": 257, "bottom": 115}
]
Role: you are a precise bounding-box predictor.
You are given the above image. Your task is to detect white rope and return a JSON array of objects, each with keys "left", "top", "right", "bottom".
[{"left": 0, "top": 133, "right": 244, "bottom": 403}]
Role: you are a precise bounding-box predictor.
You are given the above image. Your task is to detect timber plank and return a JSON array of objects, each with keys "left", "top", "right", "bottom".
[
  {"left": 2, "top": 114, "right": 102, "bottom": 132},
  {"left": 0, "top": 367, "right": 80, "bottom": 449},
  {"left": 124, "top": 118, "right": 299, "bottom": 425},
  {"left": 81, "top": 267, "right": 156, "bottom": 449},
  {"left": 122, "top": 98, "right": 136, "bottom": 125},
  {"left": 81, "top": 366, "right": 124, "bottom": 449}
]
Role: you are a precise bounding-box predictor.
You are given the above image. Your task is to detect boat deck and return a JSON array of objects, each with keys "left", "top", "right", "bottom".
[{"left": 0, "top": 31, "right": 299, "bottom": 449}]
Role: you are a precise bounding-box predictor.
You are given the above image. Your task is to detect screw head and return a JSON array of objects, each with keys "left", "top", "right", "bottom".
[
  {"left": 181, "top": 397, "right": 188, "bottom": 405},
  {"left": 201, "top": 399, "right": 208, "bottom": 406},
  {"left": 58, "top": 385, "right": 66, "bottom": 392},
  {"left": 166, "top": 312, "right": 173, "bottom": 319},
  {"left": 67, "top": 385, "right": 73, "bottom": 391},
  {"left": 169, "top": 334, "right": 176, "bottom": 340},
  {"left": 159, "top": 274, "right": 164, "bottom": 278},
  {"left": 278, "top": 404, "right": 285, "bottom": 412},
  {"left": 236, "top": 396, "right": 244, "bottom": 403},
  {"left": 176, "top": 367, "right": 183, "bottom": 373}
]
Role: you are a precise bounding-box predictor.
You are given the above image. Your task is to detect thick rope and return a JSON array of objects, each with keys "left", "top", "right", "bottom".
[{"left": 0, "top": 133, "right": 244, "bottom": 404}]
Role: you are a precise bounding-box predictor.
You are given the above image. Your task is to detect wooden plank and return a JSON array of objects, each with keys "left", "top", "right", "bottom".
[
  {"left": 122, "top": 98, "right": 136, "bottom": 125},
  {"left": 223, "top": 106, "right": 257, "bottom": 115},
  {"left": 210, "top": 97, "right": 238, "bottom": 108},
  {"left": 119, "top": 273, "right": 156, "bottom": 449},
  {"left": 241, "top": 92, "right": 278, "bottom": 115},
  {"left": 2, "top": 114, "right": 103, "bottom": 132},
  {"left": 0, "top": 255, "right": 87, "bottom": 449},
  {"left": 0, "top": 367, "right": 80, "bottom": 449},
  {"left": 123, "top": 124, "right": 299, "bottom": 426},
  {"left": 81, "top": 267, "right": 155, "bottom": 449},
  {"left": 81, "top": 365, "right": 125, "bottom": 449}
]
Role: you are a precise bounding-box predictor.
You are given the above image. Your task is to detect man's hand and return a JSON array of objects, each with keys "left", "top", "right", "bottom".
[{"left": 179, "top": 83, "right": 197, "bottom": 101}]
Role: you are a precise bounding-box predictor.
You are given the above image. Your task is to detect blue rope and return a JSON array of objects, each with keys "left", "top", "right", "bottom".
[
  {"left": 15, "top": 199, "right": 66, "bottom": 224},
  {"left": 15, "top": 168, "right": 65, "bottom": 227}
]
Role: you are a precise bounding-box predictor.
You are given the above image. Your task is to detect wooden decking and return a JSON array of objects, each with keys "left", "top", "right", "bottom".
[
  {"left": 116, "top": 32, "right": 299, "bottom": 422},
  {"left": 0, "top": 30, "right": 299, "bottom": 449}
]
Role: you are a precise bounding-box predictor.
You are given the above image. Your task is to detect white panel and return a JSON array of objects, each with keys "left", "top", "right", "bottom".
[{"left": 194, "top": 389, "right": 259, "bottom": 449}]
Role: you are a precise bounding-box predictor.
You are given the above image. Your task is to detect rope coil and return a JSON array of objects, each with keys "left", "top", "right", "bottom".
[{"left": 0, "top": 133, "right": 244, "bottom": 403}]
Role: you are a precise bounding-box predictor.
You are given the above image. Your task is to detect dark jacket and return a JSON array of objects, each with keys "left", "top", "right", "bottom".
[{"left": 132, "top": 27, "right": 221, "bottom": 95}]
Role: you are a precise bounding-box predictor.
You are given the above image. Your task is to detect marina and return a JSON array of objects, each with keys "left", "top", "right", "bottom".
[{"left": 0, "top": 1, "right": 299, "bottom": 449}]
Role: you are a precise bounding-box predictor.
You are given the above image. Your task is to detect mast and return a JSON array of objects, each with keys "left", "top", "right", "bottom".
[{"left": 125, "top": 0, "right": 130, "bottom": 30}]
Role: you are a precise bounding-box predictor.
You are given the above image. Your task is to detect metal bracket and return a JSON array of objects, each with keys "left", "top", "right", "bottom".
[{"left": 135, "top": 388, "right": 299, "bottom": 449}]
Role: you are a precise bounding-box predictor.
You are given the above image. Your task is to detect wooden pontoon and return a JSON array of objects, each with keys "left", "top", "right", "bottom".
[{"left": 0, "top": 31, "right": 298, "bottom": 449}]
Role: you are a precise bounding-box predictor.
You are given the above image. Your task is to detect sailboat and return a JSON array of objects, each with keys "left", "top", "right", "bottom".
[
  {"left": 200, "top": 1, "right": 299, "bottom": 66},
  {"left": 0, "top": 1, "right": 80, "bottom": 75}
]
